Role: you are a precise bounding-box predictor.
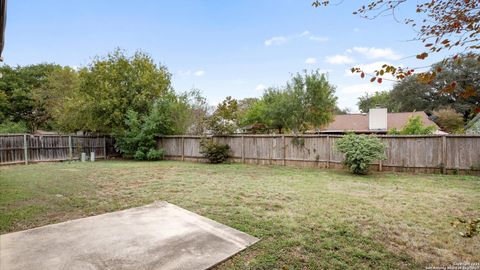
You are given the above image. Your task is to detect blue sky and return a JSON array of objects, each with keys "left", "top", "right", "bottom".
[{"left": 3, "top": 0, "right": 455, "bottom": 111}]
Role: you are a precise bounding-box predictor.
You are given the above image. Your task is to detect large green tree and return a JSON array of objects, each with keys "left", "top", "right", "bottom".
[
  {"left": 357, "top": 55, "right": 480, "bottom": 120},
  {"left": 286, "top": 70, "right": 337, "bottom": 133},
  {"left": 0, "top": 63, "right": 60, "bottom": 131},
  {"left": 178, "top": 89, "right": 212, "bottom": 135},
  {"left": 73, "top": 49, "right": 172, "bottom": 133},
  {"left": 114, "top": 93, "right": 186, "bottom": 159},
  {"left": 33, "top": 66, "right": 81, "bottom": 131},
  {"left": 241, "top": 70, "right": 337, "bottom": 134},
  {"left": 357, "top": 91, "right": 395, "bottom": 113},
  {"left": 207, "top": 96, "right": 239, "bottom": 135},
  {"left": 261, "top": 88, "right": 293, "bottom": 134},
  {"left": 389, "top": 55, "right": 480, "bottom": 119}
]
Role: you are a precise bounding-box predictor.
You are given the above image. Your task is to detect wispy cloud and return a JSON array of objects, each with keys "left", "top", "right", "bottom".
[
  {"left": 264, "top": 30, "right": 328, "bottom": 47},
  {"left": 194, "top": 70, "right": 205, "bottom": 77},
  {"left": 352, "top": 47, "right": 401, "bottom": 60},
  {"left": 299, "top": 30, "right": 310, "bottom": 37},
  {"left": 309, "top": 36, "right": 329, "bottom": 42},
  {"left": 177, "top": 69, "right": 205, "bottom": 77},
  {"left": 256, "top": 84, "right": 266, "bottom": 91},
  {"left": 325, "top": 55, "right": 354, "bottom": 64},
  {"left": 305, "top": 57, "right": 317, "bottom": 64},
  {"left": 264, "top": 36, "right": 288, "bottom": 46}
]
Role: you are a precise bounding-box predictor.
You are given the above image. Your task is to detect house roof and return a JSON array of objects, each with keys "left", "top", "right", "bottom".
[{"left": 320, "top": 111, "right": 438, "bottom": 132}]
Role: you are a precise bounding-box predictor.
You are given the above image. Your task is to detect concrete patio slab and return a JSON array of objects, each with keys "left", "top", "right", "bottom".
[{"left": 0, "top": 202, "right": 259, "bottom": 270}]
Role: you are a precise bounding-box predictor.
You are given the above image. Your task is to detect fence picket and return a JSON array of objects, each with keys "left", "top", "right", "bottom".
[
  {"left": 0, "top": 134, "right": 117, "bottom": 165},
  {"left": 157, "top": 135, "right": 480, "bottom": 174}
]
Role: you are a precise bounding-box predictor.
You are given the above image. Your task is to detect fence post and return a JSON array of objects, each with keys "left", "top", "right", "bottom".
[
  {"left": 181, "top": 136, "right": 185, "bottom": 161},
  {"left": 282, "top": 135, "right": 286, "bottom": 166},
  {"left": 23, "top": 134, "right": 29, "bottom": 165},
  {"left": 68, "top": 136, "right": 73, "bottom": 160},
  {"left": 103, "top": 136, "right": 107, "bottom": 159},
  {"left": 379, "top": 160, "right": 383, "bottom": 172},
  {"left": 241, "top": 135, "right": 245, "bottom": 163},
  {"left": 326, "top": 135, "right": 330, "bottom": 169},
  {"left": 442, "top": 135, "right": 447, "bottom": 174}
]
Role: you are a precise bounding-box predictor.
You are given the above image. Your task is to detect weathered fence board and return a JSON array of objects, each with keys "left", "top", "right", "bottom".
[
  {"left": 157, "top": 135, "right": 480, "bottom": 174},
  {"left": 0, "top": 135, "right": 25, "bottom": 164},
  {"left": 0, "top": 134, "right": 116, "bottom": 165}
]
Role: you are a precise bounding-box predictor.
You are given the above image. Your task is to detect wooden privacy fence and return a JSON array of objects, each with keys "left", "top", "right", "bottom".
[
  {"left": 157, "top": 135, "right": 480, "bottom": 174},
  {"left": 0, "top": 134, "right": 117, "bottom": 165}
]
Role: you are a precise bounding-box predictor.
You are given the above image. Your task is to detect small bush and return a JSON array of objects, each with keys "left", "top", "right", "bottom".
[
  {"left": 114, "top": 108, "right": 172, "bottom": 161},
  {"left": 199, "top": 139, "right": 230, "bottom": 164},
  {"left": 133, "top": 150, "right": 146, "bottom": 161},
  {"left": 432, "top": 108, "right": 465, "bottom": 134},
  {"left": 146, "top": 148, "right": 165, "bottom": 160},
  {"left": 0, "top": 121, "right": 29, "bottom": 134},
  {"left": 335, "top": 133, "right": 386, "bottom": 175},
  {"left": 387, "top": 115, "right": 436, "bottom": 135}
]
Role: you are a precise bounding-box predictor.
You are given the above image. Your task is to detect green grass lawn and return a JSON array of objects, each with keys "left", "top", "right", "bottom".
[{"left": 1, "top": 161, "right": 479, "bottom": 269}]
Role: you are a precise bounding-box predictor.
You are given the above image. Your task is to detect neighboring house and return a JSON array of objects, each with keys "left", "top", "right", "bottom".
[
  {"left": 465, "top": 113, "right": 480, "bottom": 135},
  {"left": 318, "top": 108, "right": 441, "bottom": 134}
]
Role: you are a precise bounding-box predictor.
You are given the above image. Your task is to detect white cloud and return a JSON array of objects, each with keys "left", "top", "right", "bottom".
[
  {"left": 265, "top": 31, "right": 328, "bottom": 46},
  {"left": 299, "top": 30, "right": 310, "bottom": 37},
  {"left": 194, "top": 70, "right": 205, "bottom": 77},
  {"left": 264, "top": 36, "right": 288, "bottom": 46},
  {"left": 305, "top": 57, "right": 317, "bottom": 64},
  {"left": 256, "top": 84, "right": 266, "bottom": 91},
  {"left": 352, "top": 47, "right": 401, "bottom": 60},
  {"left": 325, "top": 55, "right": 355, "bottom": 64},
  {"left": 309, "top": 36, "right": 329, "bottom": 42}
]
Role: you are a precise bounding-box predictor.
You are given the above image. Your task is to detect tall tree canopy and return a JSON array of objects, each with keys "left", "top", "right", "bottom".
[
  {"left": 357, "top": 55, "right": 480, "bottom": 120},
  {"left": 0, "top": 49, "right": 194, "bottom": 137},
  {"left": 242, "top": 70, "right": 337, "bottom": 134},
  {"left": 357, "top": 91, "right": 393, "bottom": 113},
  {"left": 74, "top": 49, "right": 172, "bottom": 133},
  {"left": 0, "top": 63, "right": 60, "bottom": 131},
  {"left": 181, "top": 89, "right": 212, "bottom": 135},
  {"left": 207, "top": 96, "right": 240, "bottom": 135}
]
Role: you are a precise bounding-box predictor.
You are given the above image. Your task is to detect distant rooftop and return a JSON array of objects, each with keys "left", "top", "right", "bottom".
[{"left": 320, "top": 111, "right": 439, "bottom": 133}]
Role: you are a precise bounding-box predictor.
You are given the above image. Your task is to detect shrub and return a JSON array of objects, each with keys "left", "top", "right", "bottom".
[
  {"left": 387, "top": 115, "right": 436, "bottom": 135},
  {"left": 146, "top": 148, "right": 165, "bottom": 160},
  {"left": 432, "top": 108, "right": 465, "bottom": 134},
  {"left": 199, "top": 139, "right": 230, "bottom": 164},
  {"left": 114, "top": 103, "right": 175, "bottom": 161},
  {"left": 335, "top": 133, "right": 386, "bottom": 175},
  {"left": 0, "top": 121, "right": 29, "bottom": 134}
]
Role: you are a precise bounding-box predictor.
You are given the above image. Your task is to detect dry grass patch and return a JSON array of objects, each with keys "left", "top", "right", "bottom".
[{"left": 1, "top": 161, "right": 479, "bottom": 269}]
